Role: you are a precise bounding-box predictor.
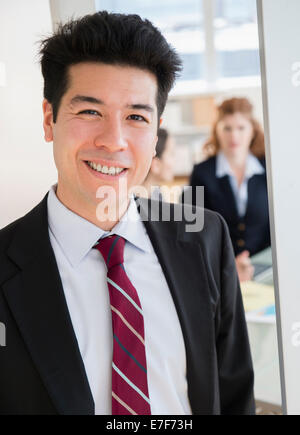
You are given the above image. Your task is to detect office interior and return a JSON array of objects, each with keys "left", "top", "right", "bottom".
[{"left": 2, "top": 0, "right": 299, "bottom": 415}]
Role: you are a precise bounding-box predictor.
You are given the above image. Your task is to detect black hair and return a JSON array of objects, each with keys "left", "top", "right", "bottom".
[
  {"left": 156, "top": 128, "right": 169, "bottom": 159},
  {"left": 39, "top": 11, "right": 182, "bottom": 123}
]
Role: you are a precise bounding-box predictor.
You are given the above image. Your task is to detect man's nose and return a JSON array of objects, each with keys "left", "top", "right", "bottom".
[{"left": 94, "top": 118, "right": 128, "bottom": 152}]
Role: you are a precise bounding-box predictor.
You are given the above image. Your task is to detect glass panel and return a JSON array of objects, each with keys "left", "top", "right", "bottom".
[
  {"left": 214, "top": 0, "right": 260, "bottom": 78},
  {"left": 96, "top": 0, "right": 204, "bottom": 81}
]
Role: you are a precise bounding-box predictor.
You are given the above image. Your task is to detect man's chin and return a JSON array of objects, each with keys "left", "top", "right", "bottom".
[{"left": 95, "top": 194, "right": 131, "bottom": 224}]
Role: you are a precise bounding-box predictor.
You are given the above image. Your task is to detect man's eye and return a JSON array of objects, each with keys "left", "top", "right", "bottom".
[
  {"left": 128, "top": 114, "right": 146, "bottom": 122},
  {"left": 78, "top": 110, "right": 100, "bottom": 116}
]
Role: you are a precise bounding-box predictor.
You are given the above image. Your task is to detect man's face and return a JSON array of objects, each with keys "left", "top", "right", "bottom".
[{"left": 43, "top": 62, "right": 160, "bottom": 219}]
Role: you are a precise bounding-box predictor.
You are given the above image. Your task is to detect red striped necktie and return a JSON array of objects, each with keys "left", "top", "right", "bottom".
[{"left": 94, "top": 234, "right": 151, "bottom": 415}]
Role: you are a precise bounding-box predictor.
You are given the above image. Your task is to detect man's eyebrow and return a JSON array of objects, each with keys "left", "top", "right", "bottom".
[
  {"left": 70, "top": 95, "right": 104, "bottom": 105},
  {"left": 127, "top": 104, "right": 154, "bottom": 113},
  {"left": 69, "top": 96, "right": 155, "bottom": 113}
]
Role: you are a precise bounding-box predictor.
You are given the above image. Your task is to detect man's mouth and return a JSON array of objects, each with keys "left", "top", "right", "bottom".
[{"left": 84, "top": 160, "right": 128, "bottom": 176}]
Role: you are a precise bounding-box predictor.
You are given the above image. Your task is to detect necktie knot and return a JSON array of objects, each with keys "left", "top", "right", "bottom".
[{"left": 94, "top": 234, "right": 125, "bottom": 269}]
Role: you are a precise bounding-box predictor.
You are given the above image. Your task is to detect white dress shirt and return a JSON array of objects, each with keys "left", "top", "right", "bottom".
[
  {"left": 47, "top": 184, "right": 192, "bottom": 415},
  {"left": 216, "top": 151, "right": 265, "bottom": 217}
]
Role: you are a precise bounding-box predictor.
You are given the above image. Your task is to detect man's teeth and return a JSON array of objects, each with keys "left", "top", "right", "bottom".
[{"left": 87, "top": 161, "right": 125, "bottom": 175}]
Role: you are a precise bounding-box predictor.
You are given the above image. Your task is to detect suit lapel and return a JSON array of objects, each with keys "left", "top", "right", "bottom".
[
  {"left": 3, "top": 195, "right": 94, "bottom": 415},
  {"left": 135, "top": 197, "right": 215, "bottom": 414}
]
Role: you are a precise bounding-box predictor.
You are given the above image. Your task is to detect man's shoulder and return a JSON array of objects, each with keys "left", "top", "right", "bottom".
[
  {"left": 174, "top": 199, "right": 223, "bottom": 226},
  {"left": 136, "top": 196, "right": 225, "bottom": 245},
  {"left": 0, "top": 216, "right": 25, "bottom": 283},
  {"left": 175, "top": 200, "right": 225, "bottom": 246},
  {"left": 0, "top": 195, "right": 48, "bottom": 241},
  {"left": 0, "top": 195, "right": 49, "bottom": 282},
  {"left": 0, "top": 215, "right": 24, "bottom": 254}
]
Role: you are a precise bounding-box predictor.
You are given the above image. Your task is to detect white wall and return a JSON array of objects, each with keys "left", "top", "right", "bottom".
[
  {"left": 257, "top": 0, "right": 300, "bottom": 415},
  {"left": 50, "top": 0, "right": 96, "bottom": 28},
  {"left": 0, "top": 0, "right": 55, "bottom": 228}
]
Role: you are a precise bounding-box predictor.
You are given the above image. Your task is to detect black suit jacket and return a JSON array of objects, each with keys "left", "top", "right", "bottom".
[
  {"left": 186, "top": 156, "right": 270, "bottom": 256},
  {"left": 0, "top": 193, "right": 255, "bottom": 415}
]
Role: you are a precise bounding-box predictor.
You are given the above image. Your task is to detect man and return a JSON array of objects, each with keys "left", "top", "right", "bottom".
[{"left": 0, "top": 11, "right": 255, "bottom": 415}]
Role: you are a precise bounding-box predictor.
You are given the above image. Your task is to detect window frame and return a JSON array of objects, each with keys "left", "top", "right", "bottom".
[{"left": 95, "top": 0, "right": 261, "bottom": 97}]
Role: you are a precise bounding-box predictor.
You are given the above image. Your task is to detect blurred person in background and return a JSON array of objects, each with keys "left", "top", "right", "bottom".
[
  {"left": 141, "top": 128, "right": 176, "bottom": 201},
  {"left": 186, "top": 97, "right": 270, "bottom": 282}
]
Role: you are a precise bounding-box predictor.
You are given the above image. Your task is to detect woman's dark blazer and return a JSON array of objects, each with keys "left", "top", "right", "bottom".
[{"left": 186, "top": 156, "right": 271, "bottom": 256}]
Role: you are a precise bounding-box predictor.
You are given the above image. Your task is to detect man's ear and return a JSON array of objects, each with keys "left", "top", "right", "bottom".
[{"left": 42, "top": 99, "right": 54, "bottom": 142}]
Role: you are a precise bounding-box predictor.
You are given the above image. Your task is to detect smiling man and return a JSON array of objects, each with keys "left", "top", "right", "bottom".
[
  {"left": 0, "top": 11, "right": 255, "bottom": 415},
  {"left": 43, "top": 62, "right": 160, "bottom": 229}
]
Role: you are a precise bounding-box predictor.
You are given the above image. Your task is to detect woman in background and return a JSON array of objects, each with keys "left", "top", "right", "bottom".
[
  {"left": 188, "top": 97, "right": 270, "bottom": 282},
  {"left": 142, "top": 128, "right": 176, "bottom": 201}
]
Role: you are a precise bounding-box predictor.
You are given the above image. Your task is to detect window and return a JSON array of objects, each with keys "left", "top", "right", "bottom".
[
  {"left": 96, "top": 0, "right": 260, "bottom": 91},
  {"left": 97, "top": 0, "right": 204, "bottom": 82},
  {"left": 214, "top": 0, "right": 260, "bottom": 78}
]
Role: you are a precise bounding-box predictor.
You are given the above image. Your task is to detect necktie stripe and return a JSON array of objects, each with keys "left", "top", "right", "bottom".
[
  {"left": 111, "top": 295, "right": 144, "bottom": 338},
  {"left": 107, "top": 277, "right": 143, "bottom": 315},
  {"left": 110, "top": 305, "right": 145, "bottom": 345},
  {"left": 112, "top": 362, "right": 151, "bottom": 405},
  {"left": 107, "top": 235, "right": 121, "bottom": 267},
  {"left": 112, "top": 323, "right": 147, "bottom": 377},
  {"left": 113, "top": 343, "right": 149, "bottom": 395},
  {"left": 112, "top": 391, "right": 137, "bottom": 415},
  {"left": 112, "top": 375, "right": 150, "bottom": 416},
  {"left": 113, "top": 333, "right": 147, "bottom": 373},
  {"left": 109, "top": 269, "right": 142, "bottom": 311}
]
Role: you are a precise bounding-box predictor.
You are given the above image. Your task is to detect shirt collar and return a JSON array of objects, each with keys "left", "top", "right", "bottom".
[
  {"left": 216, "top": 151, "right": 265, "bottom": 179},
  {"left": 47, "top": 184, "right": 152, "bottom": 267}
]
